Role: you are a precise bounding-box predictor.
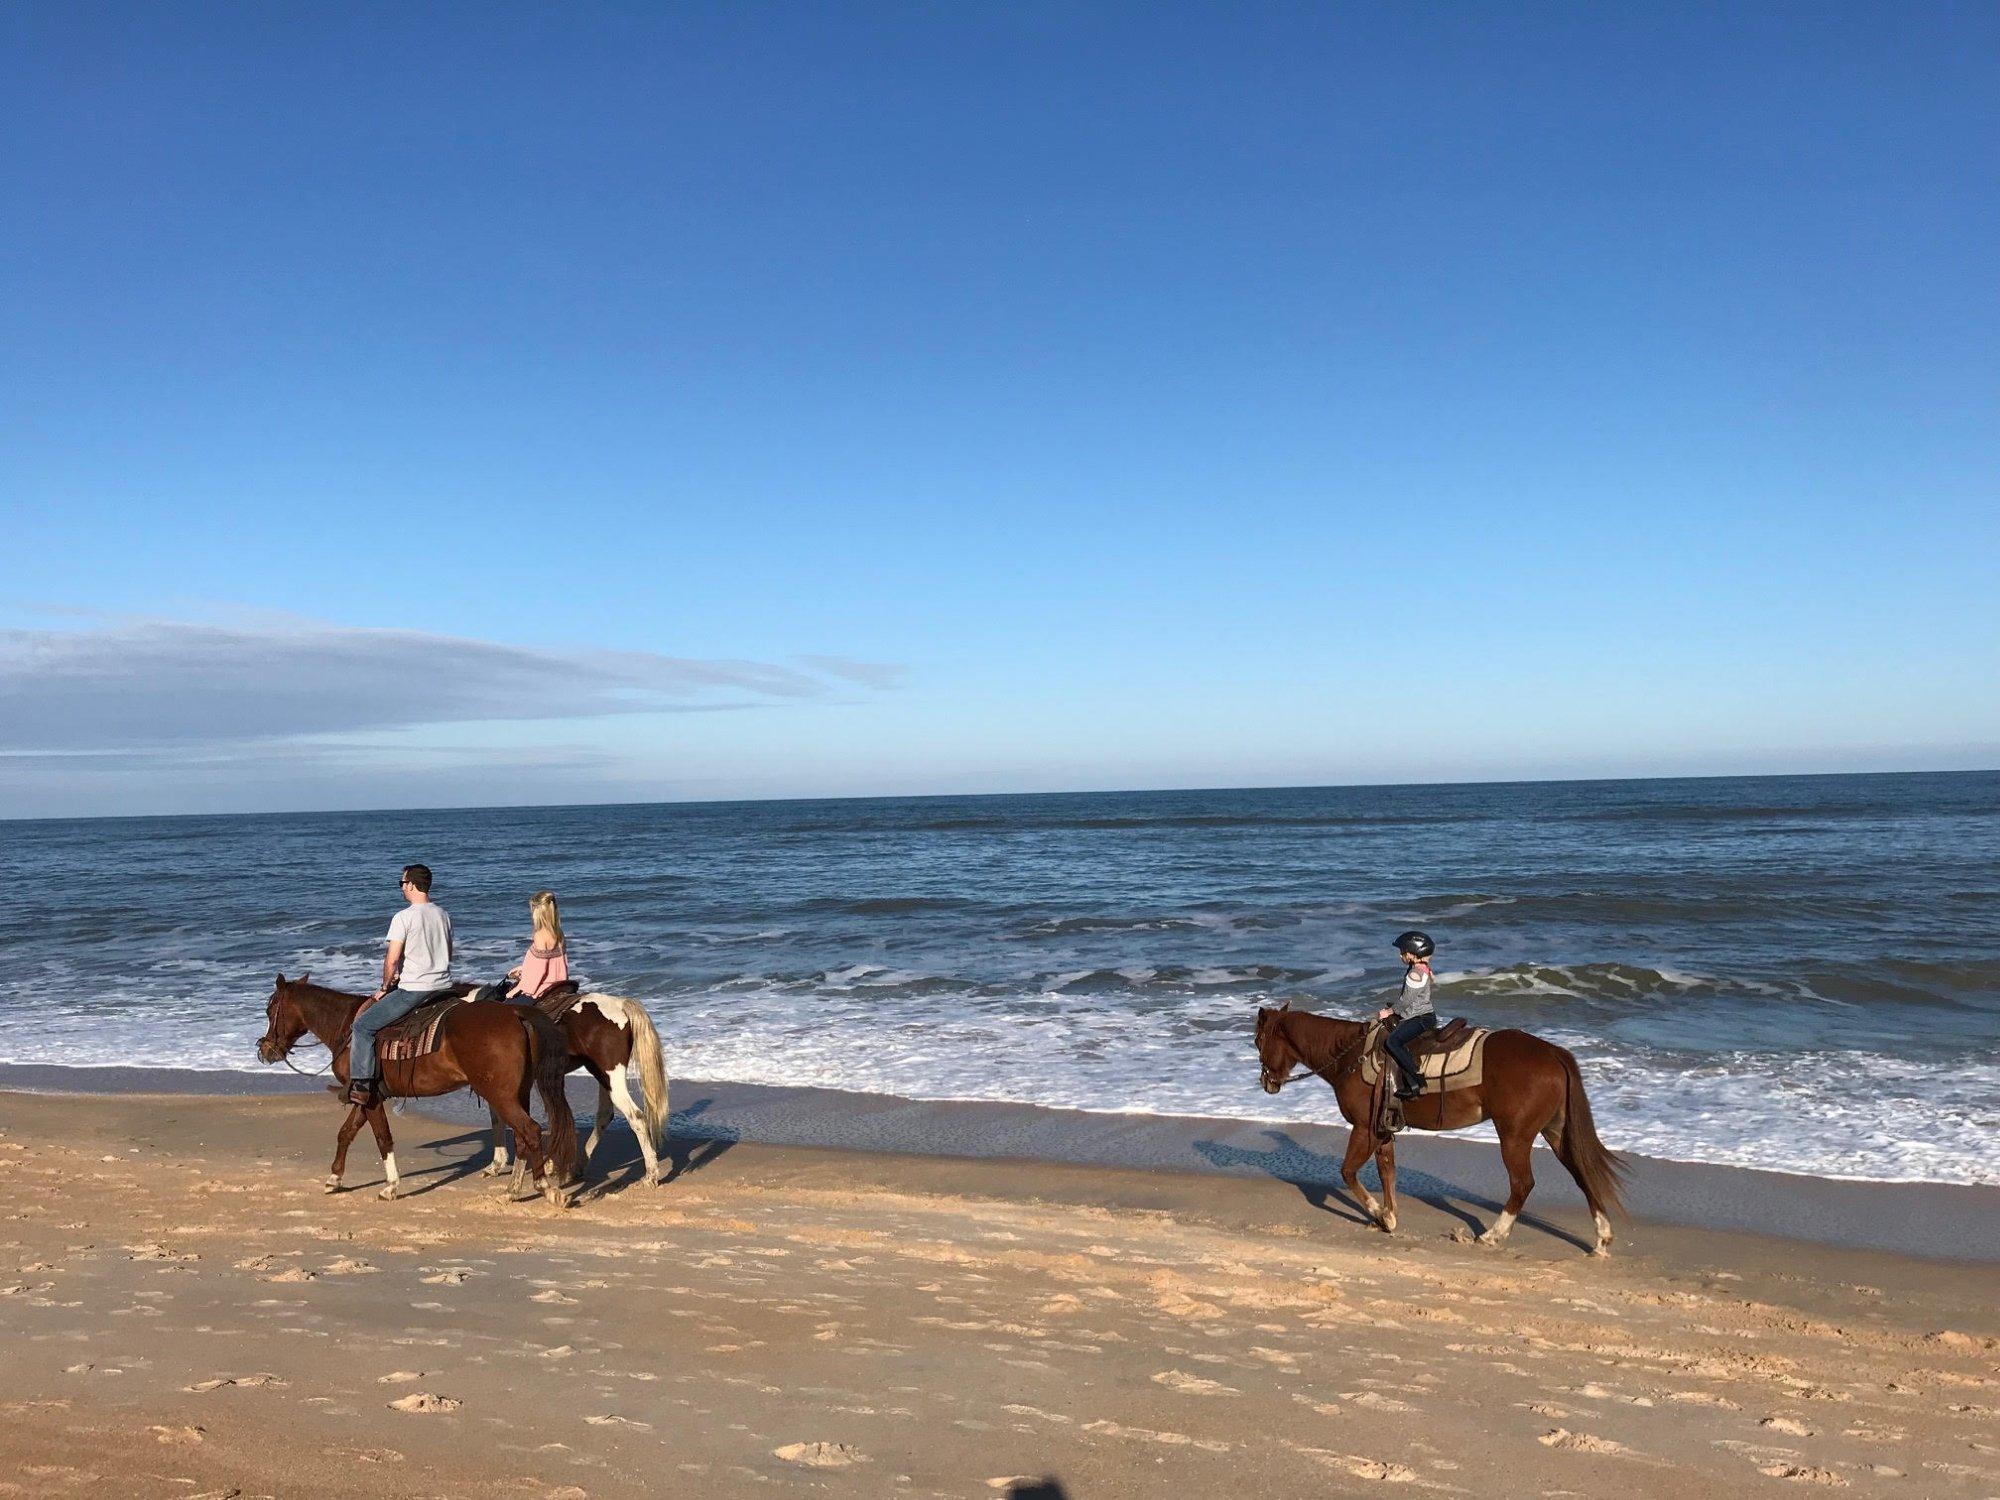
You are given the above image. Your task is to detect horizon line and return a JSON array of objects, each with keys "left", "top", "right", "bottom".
[{"left": 4, "top": 763, "right": 1993, "bottom": 827}]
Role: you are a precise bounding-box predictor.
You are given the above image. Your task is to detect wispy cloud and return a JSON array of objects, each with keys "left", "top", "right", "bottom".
[{"left": 0, "top": 615, "right": 901, "bottom": 753}]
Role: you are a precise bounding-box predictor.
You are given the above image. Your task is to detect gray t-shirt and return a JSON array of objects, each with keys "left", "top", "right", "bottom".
[
  {"left": 388, "top": 903, "right": 453, "bottom": 993},
  {"left": 1390, "top": 962, "right": 1435, "bottom": 1021}
]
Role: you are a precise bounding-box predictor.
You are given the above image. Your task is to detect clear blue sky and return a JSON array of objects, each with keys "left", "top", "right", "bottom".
[{"left": 3, "top": 2, "right": 1996, "bottom": 816}]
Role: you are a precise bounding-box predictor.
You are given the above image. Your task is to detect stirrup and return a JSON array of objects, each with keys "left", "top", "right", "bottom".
[{"left": 343, "top": 1079, "right": 380, "bottom": 1108}]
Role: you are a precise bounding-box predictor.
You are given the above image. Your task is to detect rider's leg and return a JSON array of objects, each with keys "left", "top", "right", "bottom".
[
  {"left": 1384, "top": 1015, "right": 1436, "bottom": 1097},
  {"left": 348, "top": 987, "right": 429, "bottom": 1094}
]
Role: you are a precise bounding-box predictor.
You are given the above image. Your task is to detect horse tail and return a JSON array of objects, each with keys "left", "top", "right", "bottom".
[
  {"left": 527, "top": 1011, "right": 579, "bottom": 1187},
  {"left": 621, "top": 998, "right": 672, "bottom": 1161},
  {"left": 1558, "top": 1047, "right": 1627, "bottom": 1218}
]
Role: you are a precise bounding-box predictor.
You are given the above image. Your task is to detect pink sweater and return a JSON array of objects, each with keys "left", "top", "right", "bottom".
[{"left": 516, "top": 943, "right": 569, "bottom": 999}]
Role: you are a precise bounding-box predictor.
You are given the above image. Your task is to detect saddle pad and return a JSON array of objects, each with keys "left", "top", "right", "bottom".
[
  {"left": 531, "top": 981, "right": 584, "bottom": 1022},
  {"left": 375, "top": 992, "right": 471, "bottom": 1066},
  {"left": 1361, "top": 1021, "right": 1492, "bottom": 1095}
]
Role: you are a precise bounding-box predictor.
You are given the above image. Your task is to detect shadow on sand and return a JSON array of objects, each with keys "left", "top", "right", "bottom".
[{"left": 1191, "top": 1128, "right": 1592, "bottom": 1251}]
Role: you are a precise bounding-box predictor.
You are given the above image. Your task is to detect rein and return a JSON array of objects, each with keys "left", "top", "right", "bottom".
[
  {"left": 1269, "top": 1021, "right": 1371, "bottom": 1091},
  {"left": 276, "top": 1036, "right": 333, "bottom": 1079}
]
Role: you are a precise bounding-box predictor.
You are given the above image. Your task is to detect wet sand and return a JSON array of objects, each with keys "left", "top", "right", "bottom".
[{"left": 1, "top": 1087, "right": 1995, "bottom": 1499}]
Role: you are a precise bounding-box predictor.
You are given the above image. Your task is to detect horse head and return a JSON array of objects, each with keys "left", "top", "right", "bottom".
[
  {"left": 1254, "top": 1001, "right": 1297, "bottom": 1094},
  {"left": 257, "top": 971, "right": 311, "bottom": 1064}
]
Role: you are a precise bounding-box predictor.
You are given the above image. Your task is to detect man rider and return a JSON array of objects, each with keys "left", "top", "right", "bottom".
[
  {"left": 344, "top": 863, "right": 454, "bottom": 1107},
  {"left": 1378, "top": 930, "right": 1437, "bottom": 1100}
]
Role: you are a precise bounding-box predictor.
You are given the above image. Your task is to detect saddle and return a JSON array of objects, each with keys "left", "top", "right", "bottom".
[
  {"left": 524, "top": 980, "right": 583, "bottom": 1023},
  {"left": 1360, "top": 1017, "right": 1491, "bottom": 1096},
  {"left": 370, "top": 983, "right": 478, "bottom": 1066}
]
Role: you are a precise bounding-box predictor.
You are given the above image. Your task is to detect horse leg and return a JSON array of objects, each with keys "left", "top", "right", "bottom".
[
  {"left": 581, "top": 1061, "right": 612, "bottom": 1164},
  {"left": 482, "top": 1104, "right": 512, "bottom": 1177},
  {"left": 1338, "top": 1125, "right": 1386, "bottom": 1227},
  {"left": 366, "top": 1104, "right": 399, "bottom": 1201},
  {"left": 326, "top": 1104, "right": 367, "bottom": 1192},
  {"left": 490, "top": 1096, "right": 546, "bottom": 1204},
  {"left": 608, "top": 1061, "right": 662, "bottom": 1184},
  {"left": 1480, "top": 1125, "right": 1536, "bottom": 1245},
  {"left": 1373, "top": 1136, "right": 1399, "bottom": 1233},
  {"left": 1543, "top": 1123, "right": 1615, "bottom": 1257}
]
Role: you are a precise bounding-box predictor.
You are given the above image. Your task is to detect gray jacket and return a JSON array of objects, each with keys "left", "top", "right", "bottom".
[{"left": 1389, "top": 963, "right": 1436, "bottom": 1022}]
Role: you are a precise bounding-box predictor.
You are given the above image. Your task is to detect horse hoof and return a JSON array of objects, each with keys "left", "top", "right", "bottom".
[
  {"left": 378, "top": 1187, "right": 398, "bottom": 1202},
  {"left": 480, "top": 1162, "right": 507, "bottom": 1178},
  {"left": 323, "top": 1176, "right": 341, "bottom": 1194},
  {"left": 1476, "top": 1233, "right": 1503, "bottom": 1247},
  {"left": 1378, "top": 1214, "right": 1397, "bottom": 1233},
  {"left": 1589, "top": 1245, "right": 1611, "bottom": 1259}
]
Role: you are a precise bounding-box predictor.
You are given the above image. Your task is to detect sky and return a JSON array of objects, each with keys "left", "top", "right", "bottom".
[{"left": 2, "top": 2, "right": 1996, "bottom": 818}]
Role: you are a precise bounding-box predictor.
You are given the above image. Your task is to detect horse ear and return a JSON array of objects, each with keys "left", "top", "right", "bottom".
[
  {"left": 1277, "top": 998, "right": 1290, "bottom": 1012},
  {"left": 298, "top": 970, "right": 309, "bottom": 984},
  {"left": 275, "top": 972, "right": 286, "bottom": 986}
]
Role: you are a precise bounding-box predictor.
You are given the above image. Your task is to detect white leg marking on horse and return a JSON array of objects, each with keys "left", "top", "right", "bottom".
[
  {"left": 608, "top": 1063, "right": 660, "bottom": 1182},
  {"left": 1592, "top": 1210, "right": 1613, "bottom": 1256},
  {"left": 484, "top": 1112, "right": 512, "bottom": 1176},
  {"left": 1479, "top": 1209, "right": 1517, "bottom": 1245},
  {"left": 379, "top": 1151, "right": 399, "bottom": 1201}
]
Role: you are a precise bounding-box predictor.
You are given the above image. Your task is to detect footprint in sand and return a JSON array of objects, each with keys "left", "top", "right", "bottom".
[
  {"left": 774, "top": 1442, "right": 867, "bottom": 1469},
  {"left": 263, "top": 1268, "right": 316, "bottom": 1284},
  {"left": 151, "top": 1425, "right": 206, "bottom": 1446},
  {"left": 321, "top": 1257, "right": 378, "bottom": 1275},
  {"left": 378, "top": 1372, "right": 425, "bottom": 1384},
  {"left": 186, "top": 1374, "right": 288, "bottom": 1392},
  {"left": 1760, "top": 1417, "right": 1813, "bottom": 1437},
  {"left": 1153, "top": 1369, "right": 1237, "bottom": 1396},
  {"left": 1298, "top": 1450, "right": 1418, "bottom": 1483},
  {"left": 1539, "top": 1429, "right": 1634, "bottom": 1456},
  {"left": 532, "top": 1289, "right": 578, "bottom": 1305},
  {"left": 584, "top": 1414, "right": 652, "bottom": 1430},
  {"left": 421, "top": 1270, "right": 471, "bottom": 1285},
  {"left": 1758, "top": 1464, "right": 1845, "bottom": 1485},
  {"left": 388, "top": 1393, "right": 461, "bottom": 1414}
]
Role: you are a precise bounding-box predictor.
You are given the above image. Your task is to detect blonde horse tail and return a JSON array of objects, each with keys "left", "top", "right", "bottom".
[{"left": 623, "top": 998, "right": 671, "bottom": 1160}]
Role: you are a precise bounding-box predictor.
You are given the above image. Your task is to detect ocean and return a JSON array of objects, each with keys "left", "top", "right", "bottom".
[{"left": 2, "top": 772, "right": 1995, "bottom": 1185}]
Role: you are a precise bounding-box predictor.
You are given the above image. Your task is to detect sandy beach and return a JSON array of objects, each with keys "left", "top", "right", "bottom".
[{"left": 1, "top": 1087, "right": 1995, "bottom": 1499}]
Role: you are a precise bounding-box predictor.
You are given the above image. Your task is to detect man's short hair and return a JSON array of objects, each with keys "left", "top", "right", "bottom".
[{"left": 402, "top": 864, "right": 433, "bottom": 894}]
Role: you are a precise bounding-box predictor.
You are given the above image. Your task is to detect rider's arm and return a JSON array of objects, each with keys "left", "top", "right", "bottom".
[{"left": 378, "top": 939, "right": 404, "bottom": 998}]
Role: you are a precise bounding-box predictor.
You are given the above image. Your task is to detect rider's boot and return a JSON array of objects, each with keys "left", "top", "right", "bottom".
[
  {"left": 343, "top": 1077, "right": 381, "bottom": 1109},
  {"left": 1395, "top": 1067, "right": 1424, "bottom": 1101}
]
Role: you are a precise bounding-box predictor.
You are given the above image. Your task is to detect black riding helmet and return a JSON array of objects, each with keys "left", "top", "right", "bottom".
[{"left": 1392, "top": 930, "right": 1434, "bottom": 958}]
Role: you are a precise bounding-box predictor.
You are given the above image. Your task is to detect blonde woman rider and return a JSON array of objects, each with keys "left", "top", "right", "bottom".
[{"left": 477, "top": 890, "right": 570, "bottom": 1004}]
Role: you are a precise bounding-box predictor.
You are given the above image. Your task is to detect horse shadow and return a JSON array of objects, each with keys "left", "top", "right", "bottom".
[
  {"left": 567, "top": 1096, "right": 742, "bottom": 1198},
  {"left": 1192, "top": 1129, "right": 1507, "bottom": 1239},
  {"left": 994, "top": 1481, "right": 1069, "bottom": 1499}
]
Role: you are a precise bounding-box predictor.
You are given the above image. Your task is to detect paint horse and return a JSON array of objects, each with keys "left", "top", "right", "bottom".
[
  {"left": 258, "top": 974, "right": 579, "bottom": 1206},
  {"left": 484, "top": 987, "right": 672, "bottom": 1186},
  {"left": 1254, "top": 1003, "right": 1626, "bottom": 1255}
]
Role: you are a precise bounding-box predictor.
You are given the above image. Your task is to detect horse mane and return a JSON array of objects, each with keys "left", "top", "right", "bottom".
[
  {"left": 280, "top": 977, "right": 368, "bottom": 1039},
  {"left": 1277, "top": 1006, "right": 1364, "bottom": 1069}
]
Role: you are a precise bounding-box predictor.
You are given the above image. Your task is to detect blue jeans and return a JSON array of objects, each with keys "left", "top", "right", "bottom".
[
  {"left": 1385, "top": 1013, "right": 1437, "bottom": 1092},
  {"left": 348, "top": 987, "right": 441, "bottom": 1083}
]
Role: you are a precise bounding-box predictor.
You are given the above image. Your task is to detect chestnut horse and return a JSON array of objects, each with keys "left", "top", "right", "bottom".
[
  {"left": 257, "top": 974, "right": 579, "bottom": 1206},
  {"left": 1254, "top": 1003, "right": 1626, "bottom": 1255},
  {"left": 483, "top": 992, "right": 671, "bottom": 1186}
]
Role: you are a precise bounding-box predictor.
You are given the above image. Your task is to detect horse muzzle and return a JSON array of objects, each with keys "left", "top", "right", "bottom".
[
  {"left": 1261, "top": 1075, "right": 1281, "bottom": 1095},
  {"left": 256, "top": 1039, "right": 282, "bottom": 1064}
]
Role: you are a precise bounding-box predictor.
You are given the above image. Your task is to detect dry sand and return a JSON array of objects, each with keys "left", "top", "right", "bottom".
[{"left": 0, "top": 1089, "right": 1994, "bottom": 1499}]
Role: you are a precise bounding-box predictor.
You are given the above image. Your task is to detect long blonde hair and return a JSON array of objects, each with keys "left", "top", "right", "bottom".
[{"left": 528, "top": 889, "right": 564, "bottom": 951}]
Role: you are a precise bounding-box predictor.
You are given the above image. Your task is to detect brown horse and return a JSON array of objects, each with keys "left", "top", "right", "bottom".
[
  {"left": 257, "top": 974, "right": 579, "bottom": 1206},
  {"left": 483, "top": 991, "right": 672, "bottom": 1185},
  {"left": 1254, "top": 1003, "right": 1626, "bottom": 1255}
]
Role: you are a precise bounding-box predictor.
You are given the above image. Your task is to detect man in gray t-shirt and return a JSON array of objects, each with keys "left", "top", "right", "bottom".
[{"left": 344, "top": 863, "right": 455, "bottom": 1105}]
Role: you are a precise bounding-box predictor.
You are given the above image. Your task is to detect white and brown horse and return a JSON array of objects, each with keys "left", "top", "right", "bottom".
[{"left": 485, "top": 991, "right": 672, "bottom": 1185}]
